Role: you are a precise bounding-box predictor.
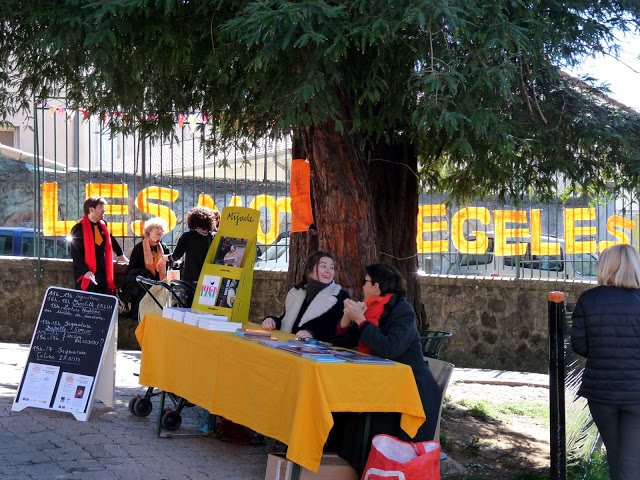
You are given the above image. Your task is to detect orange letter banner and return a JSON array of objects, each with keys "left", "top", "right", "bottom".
[
  {"left": 416, "top": 204, "right": 448, "bottom": 253},
  {"left": 86, "top": 183, "right": 129, "bottom": 236},
  {"left": 42, "top": 182, "right": 77, "bottom": 236},
  {"left": 290, "top": 159, "right": 313, "bottom": 233},
  {"left": 564, "top": 208, "right": 597, "bottom": 254},
  {"left": 600, "top": 215, "right": 635, "bottom": 251},
  {"left": 494, "top": 210, "right": 528, "bottom": 256},
  {"left": 451, "top": 207, "right": 491, "bottom": 254}
]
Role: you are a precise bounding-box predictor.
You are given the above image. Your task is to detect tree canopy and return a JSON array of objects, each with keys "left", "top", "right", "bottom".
[
  {"left": 2, "top": 0, "right": 639, "bottom": 201},
  {"left": 2, "top": 1, "right": 640, "bottom": 319}
]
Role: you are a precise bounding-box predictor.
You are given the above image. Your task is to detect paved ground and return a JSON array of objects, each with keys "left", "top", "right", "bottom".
[{"left": 0, "top": 342, "right": 548, "bottom": 480}]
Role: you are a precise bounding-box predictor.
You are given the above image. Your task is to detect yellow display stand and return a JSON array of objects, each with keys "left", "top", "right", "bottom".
[{"left": 191, "top": 206, "right": 260, "bottom": 322}]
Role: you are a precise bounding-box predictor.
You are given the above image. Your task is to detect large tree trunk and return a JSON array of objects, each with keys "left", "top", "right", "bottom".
[
  {"left": 285, "top": 120, "right": 378, "bottom": 300},
  {"left": 368, "top": 140, "right": 427, "bottom": 329}
]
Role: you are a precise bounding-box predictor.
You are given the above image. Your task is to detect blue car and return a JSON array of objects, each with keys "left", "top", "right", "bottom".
[{"left": 0, "top": 227, "right": 71, "bottom": 259}]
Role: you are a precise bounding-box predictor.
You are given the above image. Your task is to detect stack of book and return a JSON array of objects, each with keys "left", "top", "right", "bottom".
[
  {"left": 162, "top": 306, "right": 192, "bottom": 322},
  {"left": 235, "top": 328, "right": 277, "bottom": 341}
]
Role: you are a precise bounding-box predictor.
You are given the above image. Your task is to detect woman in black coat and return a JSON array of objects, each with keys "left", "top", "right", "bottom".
[
  {"left": 261, "top": 251, "right": 349, "bottom": 341},
  {"left": 332, "top": 263, "right": 441, "bottom": 474},
  {"left": 571, "top": 244, "right": 640, "bottom": 480}
]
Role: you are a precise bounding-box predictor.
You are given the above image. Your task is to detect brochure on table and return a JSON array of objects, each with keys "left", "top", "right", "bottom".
[{"left": 192, "top": 206, "right": 260, "bottom": 323}]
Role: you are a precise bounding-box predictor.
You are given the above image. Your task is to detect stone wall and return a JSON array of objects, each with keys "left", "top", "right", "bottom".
[{"left": 1, "top": 258, "right": 595, "bottom": 372}]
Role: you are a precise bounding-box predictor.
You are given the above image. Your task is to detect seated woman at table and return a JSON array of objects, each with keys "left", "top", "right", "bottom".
[
  {"left": 330, "top": 263, "right": 441, "bottom": 474},
  {"left": 261, "top": 251, "right": 349, "bottom": 341}
]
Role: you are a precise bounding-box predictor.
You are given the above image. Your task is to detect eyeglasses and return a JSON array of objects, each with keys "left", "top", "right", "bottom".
[{"left": 362, "top": 278, "right": 372, "bottom": 286}]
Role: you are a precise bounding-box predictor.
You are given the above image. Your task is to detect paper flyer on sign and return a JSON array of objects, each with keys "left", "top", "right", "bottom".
[
  {"left": 18, "top": 363, "right": 60, "bottom": 406},
  {"left": 52, "top": 372, "right": 95, "bottom": 413},
  {"left": 198, "top": 274, "right": 222, "bottom": 306}
]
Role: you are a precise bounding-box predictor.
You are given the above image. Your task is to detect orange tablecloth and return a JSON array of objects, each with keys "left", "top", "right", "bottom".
[{"left": 136, "top": 313, "right": 425, "bottom": 472}]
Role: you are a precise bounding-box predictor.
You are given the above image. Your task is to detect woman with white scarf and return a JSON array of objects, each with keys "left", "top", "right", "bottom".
[{"left": 261, "top": 251, "right": 349, "bottom": 341}]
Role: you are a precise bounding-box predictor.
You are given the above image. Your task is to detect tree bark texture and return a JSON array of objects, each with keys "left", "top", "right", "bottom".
[
  {"left": 367, "top": 140, "right": 428, "bottom": 329},
  {"left": 290, "top": 119, "right": 378, "bottom": 300}
]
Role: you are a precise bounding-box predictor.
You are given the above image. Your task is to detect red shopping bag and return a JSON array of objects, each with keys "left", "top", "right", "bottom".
[{"left": 361, "top": 434, "right": 440, "bottom": 480}]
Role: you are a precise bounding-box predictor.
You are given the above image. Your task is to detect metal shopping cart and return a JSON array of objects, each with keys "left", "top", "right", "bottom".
[{"left": 128, "top": 277, "right": 197, "bottom": 432}]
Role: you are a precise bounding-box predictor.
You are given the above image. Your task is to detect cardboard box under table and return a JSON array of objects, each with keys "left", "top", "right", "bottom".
[
  {"left": 136, "top": 313, "right": 426, "bottom": 473},
  {"left": 265, "top": 453, "right": 358, "bottom": 480}
]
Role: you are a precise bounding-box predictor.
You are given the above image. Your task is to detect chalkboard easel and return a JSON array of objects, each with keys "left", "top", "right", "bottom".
[{"left": 12, "top": 287, "right": 118, "bottom": 421}]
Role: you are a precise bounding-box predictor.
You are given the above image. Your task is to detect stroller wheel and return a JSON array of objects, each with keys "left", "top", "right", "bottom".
[
  {"left": 128, "top": 397, "right": 139, "bottom": 416},
  {"left": 134, "top": 397, "right": 153, "bottom": 417},
  {"left": 162, "top": 410, "right": 182, "bottom": 431}
]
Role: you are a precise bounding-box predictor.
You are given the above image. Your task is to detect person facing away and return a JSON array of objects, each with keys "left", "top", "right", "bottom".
[
  {"left": 331, "top": 263, "right": 441, "bottom": 475},
  {"left": 69, "top": 196, "right": 128, "bottom": 294},
  {"left": 261, "top": 251, "right": 349, "bottom": 341},
  {"left": 571, "top": 244, "right": 640, "bottom": 480},
  {"left": 157, "top": 206, "right": 217, "bottom": 287}
]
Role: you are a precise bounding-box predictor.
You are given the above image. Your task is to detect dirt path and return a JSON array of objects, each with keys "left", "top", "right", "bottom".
[{"left": 441, "top": 381, "right": 550, "bottom": 478}]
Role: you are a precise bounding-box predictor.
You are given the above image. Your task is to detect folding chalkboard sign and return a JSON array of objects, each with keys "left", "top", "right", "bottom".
[{"left": 12, "top": 287, "right": 118, "bottom": 421}]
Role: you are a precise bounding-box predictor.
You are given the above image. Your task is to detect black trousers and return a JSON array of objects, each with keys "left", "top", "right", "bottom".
[{"left": 588, "top": 400, "right": 640, "bottom": 480}]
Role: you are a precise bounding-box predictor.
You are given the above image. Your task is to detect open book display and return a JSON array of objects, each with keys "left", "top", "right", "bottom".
[
  {"left": 242, "top": 334, "right": 395, "bottom": 364},
  {"left": 213, "top": 236, "right": 248, "bottom": 267}
]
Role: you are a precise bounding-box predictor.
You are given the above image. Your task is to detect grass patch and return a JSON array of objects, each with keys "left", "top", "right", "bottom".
[
  {"left": 440, "top": 433, "right": 452, "bottom": 449},
  {"left": 454, "top": 398, "right": 549, "bottom": 424},
  {"left": 498, "top": 400, "right": 549, "bottom": 425},
  {"left": 458, "top": 399, "right": 492, "bottom": 420}
]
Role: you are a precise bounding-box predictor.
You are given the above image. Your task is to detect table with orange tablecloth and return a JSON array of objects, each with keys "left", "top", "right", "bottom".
[{"left": 135, "top": 313, "right": 425, "bottom": 472}]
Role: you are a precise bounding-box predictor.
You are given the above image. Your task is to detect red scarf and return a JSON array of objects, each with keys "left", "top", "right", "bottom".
[
  {"left": 79, "top": 215, "right": 115, "bottom": 291},
  {"left": 359, "top": 293, "right": 393, "bottom": 354}
]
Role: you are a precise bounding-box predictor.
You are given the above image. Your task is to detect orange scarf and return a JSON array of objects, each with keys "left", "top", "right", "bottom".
[
  {"left": 359, "top": 293, "right": 393, "bottom": 354},
  {"left": 79, "top": 215, "right": 115, "bottom": 291},
  {"left": 143, "top": 238, "right": 166, "bottom": 280}
]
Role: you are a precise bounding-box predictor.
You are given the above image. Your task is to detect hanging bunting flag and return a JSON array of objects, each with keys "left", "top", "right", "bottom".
[
  {"left": 178, "top": 114, "right": 185, "bottom": 129},
  {"left": 49, "top": 107, "right": 57, "bottom": 118},
  {"left": 290, "top": 158, "right": 314, "bottom": 232},
  {"left": 188, "top": 114, "right": 199, "bottom": 131}
]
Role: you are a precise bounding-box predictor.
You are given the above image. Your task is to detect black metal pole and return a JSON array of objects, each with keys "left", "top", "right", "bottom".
[{"left": 549, "top": 291, "right": 566, "bottom": 480}]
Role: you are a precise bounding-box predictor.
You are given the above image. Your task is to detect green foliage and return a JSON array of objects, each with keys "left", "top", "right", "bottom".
[{"left": 0, "top": 0, "right": 639, "bottom": 202}]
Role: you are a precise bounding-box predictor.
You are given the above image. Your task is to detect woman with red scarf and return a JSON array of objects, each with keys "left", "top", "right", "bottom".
[{"left": 331, "top": 263, "right": 441, "bottom": 475}]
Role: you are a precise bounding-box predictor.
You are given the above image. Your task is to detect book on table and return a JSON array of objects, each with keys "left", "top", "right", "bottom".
[
  {"left": 276, "top": 344, "right": 331, "bottom": 356},
  {"left": 235, "top": 328, "right": 277, "bottom": 340},
  {"left": 301, "top": 354, "right": 347, "bottom": 363},
  {"left": 331, "top": 351, "right": 395, "bottom": 365}
]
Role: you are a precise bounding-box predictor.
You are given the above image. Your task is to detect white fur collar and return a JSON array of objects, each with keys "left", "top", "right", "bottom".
[{"left": 280, "top": 282, "right": 342, "bottom": 333}]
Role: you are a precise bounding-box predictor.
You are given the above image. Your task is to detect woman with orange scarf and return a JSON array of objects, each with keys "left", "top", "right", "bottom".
[
  {"left": 331, "top": 263, "right": 441, "bottom": 475},
  {"left": 120, "top": 217, "right": 169, "bottom": 319}
]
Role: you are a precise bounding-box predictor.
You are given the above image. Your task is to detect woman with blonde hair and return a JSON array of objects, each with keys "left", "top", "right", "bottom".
[
  {"left": 119, "top": 217, "right": 170, "bottom": 319},
  {"left": 571, "top": 244, "right": 640, "bottom": 480}
]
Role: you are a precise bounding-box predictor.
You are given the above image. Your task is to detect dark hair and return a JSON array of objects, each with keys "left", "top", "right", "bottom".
[
  {"left": 366, "top": 263, "right": 406, "bottom": 297},
  {"left": 295, "top": 251, "right": 335, "bottom": 289},
  {"left": 83, "top": 196, "right": 107, "bottom": 215},
  {"left": 186, "top": 206, "right": 215, "bottom": 231}
]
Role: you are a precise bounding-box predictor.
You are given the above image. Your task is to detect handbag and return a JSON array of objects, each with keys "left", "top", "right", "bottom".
[
  {"left": 138, "top": 283, "right": 171, "bottom": 323},
  {"left": 361, "top": 434, "right": 440, "bottom": 480}
]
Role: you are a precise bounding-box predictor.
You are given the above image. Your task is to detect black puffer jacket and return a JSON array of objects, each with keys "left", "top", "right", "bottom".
[{"left": 571, "top": 285, "right": 640, "bottom": 404}]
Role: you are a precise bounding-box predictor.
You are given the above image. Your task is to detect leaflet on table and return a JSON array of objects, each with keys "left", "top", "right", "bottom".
[{"left": 52, "top": 372, "right": 95, "bottom": 412}]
